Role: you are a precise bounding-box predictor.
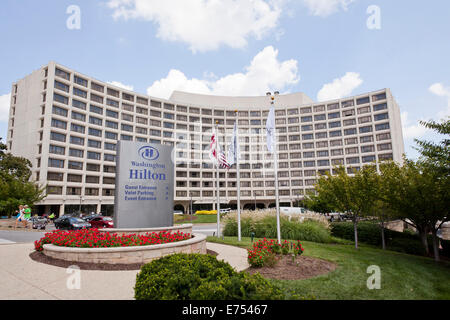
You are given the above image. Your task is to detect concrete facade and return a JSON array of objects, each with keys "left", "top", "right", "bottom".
[{"left": 7, "top": 62, "right": 405, "bottom": 216}]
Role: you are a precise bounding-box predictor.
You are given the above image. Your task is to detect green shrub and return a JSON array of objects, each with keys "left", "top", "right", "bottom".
[
  {"left": 223, "top": 216, "right": 331, "bottom": 243},
  {"left": 387, "top": 238, "right": 428, "bottom": 256},
  {"left": 134, "top": 253, "right": 284, "bottom": 300}
]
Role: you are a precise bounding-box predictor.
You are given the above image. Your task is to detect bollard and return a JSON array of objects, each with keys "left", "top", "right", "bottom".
[{"left": 251, "top": 232, "right": 255, "bottom": 243}]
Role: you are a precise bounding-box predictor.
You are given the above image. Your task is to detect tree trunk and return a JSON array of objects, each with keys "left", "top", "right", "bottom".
[
  {"left": 353, "top": 215, "right": 358, "bottom": 249},
  {"left": 380, "top": 220, "right": 386, "bottom": 250},
  {"left": 417, "top": 226, "right": 430, "bottom": 256},
  {"left": 431, "top": 229, "right": 440, "bottom": 262}
]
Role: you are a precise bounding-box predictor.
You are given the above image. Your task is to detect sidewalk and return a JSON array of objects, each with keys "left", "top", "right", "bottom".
[{"left": 0, "top": 242, "right": 249, "bottom": 300}]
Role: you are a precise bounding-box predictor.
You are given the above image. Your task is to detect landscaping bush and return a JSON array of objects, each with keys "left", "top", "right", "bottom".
[
  {"left": 387, "top": 238, "right": 428, "bottom": 256},
  {"left": 223, "top": 217, "right": 331, "bottom": 243},
  {"left": 134, "top": 253, "right": 284, "bottom": 300}
]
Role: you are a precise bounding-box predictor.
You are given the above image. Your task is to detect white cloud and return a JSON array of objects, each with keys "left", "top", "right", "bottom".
[
  {"left": 107, "top": 0, "right": 283, "bottom": 52},
  {"left": 316, "top": 72, "right": 363, "bottom": 101},
  {"left": 146, "top": 46, "right": 299, "bottom": 99},
  {"left": 302, "top": 0, "right": 356, "bottom": 17},
  {"left": 107, "top": 81, "right": 134, "bottom": 91},
  {"left": 401, "top": 111, "right": 428, "bottom": 140},
  {"left": 429, "top": 82, "right": 450, "bottom": 120},
  {"left": 0, "top": 93, "right": 11, "bottom": 122}
]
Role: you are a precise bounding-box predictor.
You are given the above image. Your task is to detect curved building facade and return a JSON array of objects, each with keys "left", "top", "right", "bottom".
[{"left": 7, "top": 62, "right": 404, "bottom": 216}]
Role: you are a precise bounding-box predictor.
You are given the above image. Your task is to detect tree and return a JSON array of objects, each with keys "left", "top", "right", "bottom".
[
  {"left": 309, "top": 165, "right": 381, "bottom": 249},
  {"left": 380, "top": 159, "right": 449, "bottom": 261}
]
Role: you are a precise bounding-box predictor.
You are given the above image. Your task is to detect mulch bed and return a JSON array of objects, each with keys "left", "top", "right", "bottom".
[
  {"left": 245, "top": 255, "right": 337, "bottom": 280},
  {"left": 29, "top": 249, "right": 219, "bottom": 271}
]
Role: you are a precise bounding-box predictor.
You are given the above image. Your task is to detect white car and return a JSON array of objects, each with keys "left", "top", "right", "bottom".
[{"left": 173, "top": 210, "right": 184, "bottom": 215}]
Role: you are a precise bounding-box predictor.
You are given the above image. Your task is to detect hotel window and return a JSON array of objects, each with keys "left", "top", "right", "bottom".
[
  {"left": 290, "top": 135, "right": 301, "bottom": 141},
  {"left": 276, "top": 118, "right": 286, "bottom": 125},
  {"left": 301, "top": 116, "right": 312, "bottom": 123},
  {"left": 362, "top": 155, "right": 376, "bottom": 163},
  {"left": 330, "top": 139, "right": 343, "bottom": 147},
  {"left": 90, "top": 105, "right": 103, "bottom": 115},
  {"left": 150, "top": 129, "right": 161, "bottom": 137},
  {"left": 136, "top": 107, "right": 148, "bottom": 115},
  {"left": 74, "top": 75, "right": 88, "bottom": 87},
  {"left": 68, "top": 161, "right": 83, "bottom": 170},
  {"left": 121, "top": 124, "right": 133, "bottom": 132},
  {"left": 327, "top": 103, "right": 339, "bottom": 111},
  {"left": 88, "top": 128, "right": 102, "bottom": 137},
  {"left": 275, "top": 110, "right": 286, "bottom": 116},
  {"left": 302, "top": 142, "right": 314, "bottom": 149},
  {"left": 54, "top": 80, "right": 69, "bottom": 93},
  {"left": 303, "top": 151, "right": 315, "bottom": 158},
  {"left": 314, "top": 114, "right": 326, "bottom": 121},
  {"left": 372, "top": 93, "right": 387, "bottom": 102},
  {"left": 288, "top": 108, "right": 299, "bottom": 115},
  {"left": 105, "top": 110, "right": 118, "bottom": 119},
  {"left": 342, "top": 100, "right": 354, "bottom": 108},
  {"left": 87, "top": 151, "right": 101, "bottom": 160},
  {"left": 122, "top": 113, "right": 133, "bottom": 122},
  {"left": 358, "top": 116, "right": 372, "bottom": 124},
  {"left": 90, "top": 93, "right": 103, "bottom": 104},
  {"left": 55, "top": 68, "right": 70, "bottom": 80},
  {"left": 343, "top": 119, "right": 356, "bottom": 126},
  {"left": 374, "top": 113, "right": 389, "bottom": 121},
  {"left": 86, "top": 163, "right": 100, "bottom": 172},
  {"left": 304, "top": 160, "right": 315, "bottom": 167},
  {"left": 357, "top": 97, "right": 370, "bottom": 105},
  {"left": 332, "top": 159, "right": 344, "bottom": 165},
  {"left": 136, "top": 127, "right": 147, "bottom": 135},
  {"left": 376, "top": 132, "right": 391, "bottom": 141},
  {"left": 91, "top": 82, "right": 104, "bottom": 93},
  {"left": 122, "top": 93, "right": 134, "bottom": 102},
  {"left": 317, "top": 159, "right": 330, "bottom": 167},
  {"left": 121, "top": 134, "right": 132, "bottom": 141},
  {"left": 345, "top": 137, "right": 358, "bottom": 145},
  {"left": 346, "top": 157, "right": 360, "bottom": 164},
  {"left": 70, "top": 135, "right": 84, "bottom": 145},
  {"left": 71, "top": 111, "right": 86, "bottom": 122},
  {"left": 300, "top": 107, "right": 312, "bottom": 114},
  {"left": 105, "top": 131, "right": 118, "bottom": 140},
  {"left": 331, "top": 149, "right": 344, "bottom": 156},
  {"left": 378, "top": 153, "right": 393, "bottom": 161},
  {"left": 301, "top": 125, "right": 313, "bottom": 131},
  {"left": 288, "top": 126, "right": 299, "bottom": 133},
  {"left": 136, "top": 97, "right": 148, "bottom": 105},
  {"left": 66, "top": 187, "right": 82, "bottom": 195},
  {"left": 361, "top": 145, "right": 375, "bottom": 153},
  {"left": 88, "top": 139, "right": 101, "bottom": 148},
  {"left": 89, "top": 116, "right": 102, "bottom": 126},
  {"left": 73, "top": 87, "right": 87, "bottom": 99},
  {"left": 375, "top": 123, "right": 390, "bottom": 131},
  {"left": 69, "top": 148, "right": 83, "bottom": 158},
  {"left": 328, "top": 112, "right": 340, "bottom": 119},
  {"left": 313, "top": 105, "right": 325, "bottom": 112},
  {"left": 49, "top": 145, "right": 65, "bottom": 155},
  {"left": 105, "top": 120, "right": 118, "bottom": 129},
  {"left": 316, "top": 141, "right": 328, "bottom": 148},
  {"left": 305, "top": 179, "right": 316, "bottom": 186},
  {"left": 377, "top": 143, "right": 392, "bottom": 151},
  {"left": 342, "top": 109, "right": 355, "bottom": 117},
  {"left": 50, "top": 131, "right": 66, "bottom": 142},
  {"left": 105, "top": 142, "right": 116, "bottom": 151},
  {"left": 250, "top": 119, "right": 261, "bottom": 125},
  {"left": 344, "top": 128, "right": 357, "bottom": 136},
  {"left": 47, "top": 172, "right": 63, "bottom": 181},
  {"left": 85, "top": 188, "right": 99, "bottom": 196},
  {"left": 72, "top": 99, "right": 86, "bottom": 110},
  {"left": 359, "top": 126, "right": 373, "bottom": 134},
  {"left": 304, "top": 170, "right": 316, "bottom": 176},
  {"left": 373, "top": 103, "right": 388, "bottom": 112},
  {"left": 47, "top": 186, "right": 63, "bottom": 195},
  {"left": 358, "top": 106, "right": 371, "bottom": 114},
  {"left": 317, "top": 150, "right": 329, "bottom": 157},
  {"left": 315, "top": 132, "right": 327, "bottom": 139},
  {"left": 163, "top": 122, "right": 174, "bottom": 129},
  {"left": 122, "top": 103, "right": 134, "bottom": 112},
  {"left": 104, "top": 154, "right": 116, "bottom": 162},
  {"left": 106, "top": 98, "right": 119, "bottom": 108},
  {"left": 238, "top": 111, "right": 248, "bottom": 117},
  {"left": 107, "top": 88, "right": 119, "bottom": 98},
  {"left": 329, "top": 121, "right": 341, "bottom": 128},
  {"left": 346, "top": 147, "right": 359, "bottom": 155},
  {"left": 52, "top": 106, "right": 68, "bottom": 117},
  {"left": 360, "top": 135, "right": 374, "bottom": 143},
  {"left": 104, "top": 165, "right": 115, "bottom": 173},
  {"left": 54, "top": 93, "right": 69, "bottom": 105}
]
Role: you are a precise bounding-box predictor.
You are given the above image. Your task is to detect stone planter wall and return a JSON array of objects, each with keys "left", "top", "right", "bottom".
[
  {"left": 97, "top": 224, "right": 192, "bottom": 236},
  {"left": 42, "top": 232, "right": 206, "bottom": 265}
]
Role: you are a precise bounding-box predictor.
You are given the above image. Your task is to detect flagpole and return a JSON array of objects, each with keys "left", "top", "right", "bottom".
[
  {"left": 269, "top": 93, "right": 281, "bottom": 244},
  {"left": 215, "top": 121, "right": 221, "bottom": 238},
  {"left": 235, "top": 110, "right": 242, "bottom": 242}
]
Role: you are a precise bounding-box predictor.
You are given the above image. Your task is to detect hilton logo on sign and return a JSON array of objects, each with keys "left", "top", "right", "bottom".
[{"left": 139, "top": 146, "right": 159, "bottom": 161}]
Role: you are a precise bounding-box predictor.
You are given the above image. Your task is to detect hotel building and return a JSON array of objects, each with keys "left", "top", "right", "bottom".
[{"left": 6, "top": 62, "right": 404, "bottom": 216}]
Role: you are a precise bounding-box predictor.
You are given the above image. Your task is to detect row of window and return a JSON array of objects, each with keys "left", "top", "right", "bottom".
[{"left": 47, "top": 185, "right": 114, "bottom": 196}]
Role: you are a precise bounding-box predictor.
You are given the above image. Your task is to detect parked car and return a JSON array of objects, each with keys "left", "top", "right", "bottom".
[
  {"left": 83, "top": 215, "right": 114, "bottom": 228},
  {"left": 173, "top": 210, "right": 184, "bottom": 215},
  {"left": 30, "top": 216, "right": 48, "bottom": 230},
  {"left": 54, "top": 216, "right": 91, "bottom": 230}
]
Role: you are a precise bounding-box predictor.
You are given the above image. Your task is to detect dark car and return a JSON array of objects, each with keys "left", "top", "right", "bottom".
[
  {"left": 30, "top": 216, "right": 48, "bottom": 230},
  {"left": 54, "top": 216, "right": 91, "bottom": 230},
  {"left": 83, "top": 215, "right": 114, "bottom": 229}
]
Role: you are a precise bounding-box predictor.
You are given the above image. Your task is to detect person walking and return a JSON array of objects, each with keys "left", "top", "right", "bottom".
[
  {"left": 23, "top": 205, "right": 32, "bottom": 229},
  {"left": 14, "top": 205, "right": 25, "bottom": 229}
]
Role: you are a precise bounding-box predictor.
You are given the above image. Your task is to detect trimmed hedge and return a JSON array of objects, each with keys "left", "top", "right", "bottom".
[
  {"left": 330, "top": 221, "right": 434, "bottom": 256},
  {"left": 134, "top": 253, "right": 284, "bottom": 300},
  {"left": 223, "top": 217, "right": 332, "bottom": 243}
]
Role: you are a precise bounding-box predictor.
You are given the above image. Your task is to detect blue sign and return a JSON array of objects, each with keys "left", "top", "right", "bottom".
[{"left": 139, "top": 146, "right": 160, "bottom": 161}]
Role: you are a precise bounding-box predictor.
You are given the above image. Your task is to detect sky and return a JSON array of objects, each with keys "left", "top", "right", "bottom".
[{"left": 0, "top": 0, "right": 449, "bottom": 159}]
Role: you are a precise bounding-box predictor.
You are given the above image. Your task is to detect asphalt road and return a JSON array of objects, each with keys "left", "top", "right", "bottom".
[{"left": 0, "top": 223, "right": 220, "bottom": 243}]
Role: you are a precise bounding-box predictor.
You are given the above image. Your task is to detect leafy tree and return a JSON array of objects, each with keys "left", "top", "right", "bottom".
[{"left": 379, "top": 159, "right": 449, "bottom": 261}]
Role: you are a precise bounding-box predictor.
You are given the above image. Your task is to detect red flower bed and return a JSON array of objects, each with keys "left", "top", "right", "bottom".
[
  {"left": 247, "top": 238, "right": 304, "bottom": 267},
  {"left": 34, "top": 229, "right": 192, "bottom": 252}
]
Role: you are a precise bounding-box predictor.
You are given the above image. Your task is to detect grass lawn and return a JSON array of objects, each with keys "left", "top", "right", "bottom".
[
  {"left": 174, "top": 214, "right": 217, "bottom": 224},
  {"left": 207, "top": 236, "right": 450, "bottom": 300}
]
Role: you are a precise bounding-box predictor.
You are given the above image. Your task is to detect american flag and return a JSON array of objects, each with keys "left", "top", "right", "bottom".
[{"left": 209, "top": 129, "right": 231, "bottom": 169}]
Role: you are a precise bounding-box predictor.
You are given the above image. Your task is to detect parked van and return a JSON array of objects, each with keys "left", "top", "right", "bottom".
[{"left": 280, "top": 207, "right": 305, "bottom": 215}]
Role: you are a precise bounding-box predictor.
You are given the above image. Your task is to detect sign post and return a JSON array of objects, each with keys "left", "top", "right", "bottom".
[{"left": 113, "top": 141, "right": 174, "bottom": 228}]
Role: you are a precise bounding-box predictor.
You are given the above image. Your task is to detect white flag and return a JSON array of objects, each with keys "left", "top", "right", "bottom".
[
  {"left": 266, "top": 105, "right": 276, "bottom": 154},
  {"left": 227, "top": 121, "right": 239, "bottom": 166}
]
